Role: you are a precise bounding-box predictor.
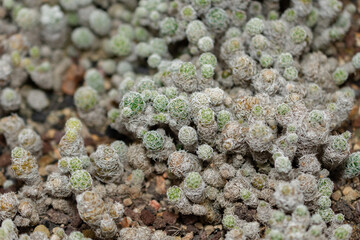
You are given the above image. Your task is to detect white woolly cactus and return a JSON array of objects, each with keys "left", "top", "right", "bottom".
[
  {"left": 90, "top": 144, "right": 124, "bottom": 184},
  {"left": 11, "top": 147, "right": 40, "bottom": 185},
  {"left": 0, "top": 193, "right": 19, "bottom": 221}
]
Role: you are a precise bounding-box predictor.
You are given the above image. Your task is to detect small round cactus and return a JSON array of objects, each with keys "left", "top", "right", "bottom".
[
  {"left": 179, "top": 62, "right": 196, "bottom": 80},
  {"left": 289, "top": 26, "right": 307, "bottom": 44},
  {"left": 74, "top": 86, "right": 99, "bottom": 112},
  {"left": 197, "top": 107, "right": 215, "bottom": 126},
  {"left": 318, "top": 208, "right": 335, "bottom": 223},
  {"left": 217, "top": 110, "right": 231, "bottom": 130},
  {"left": 332, "top": 68, "right": 348, "bottom": 85},
  {"left": 90, "top": 144, "right": 124, "bottom": 183},
  {"left": 122, "top": 92, "right": 146, "bottom": 114},
  {"left": 267, "top": 229, "right": 284, "bottom": 240},
  {"left": 205, "top": 7, "right": 228, "bottom": 31},
  {"left": 196, "top": 144, "right": 213, "bottom": 161},
  {"left": 70, "top": 170, "right": 93, "bottom": 192},
  {"left": 11, "top": 147, "right": 40, "bottom": 185},
  {"left": 277, "top": 53, "right": 293, "bottom": 68},
  {"left": 179, "top": 126, "right": 198, "bottom": 146},
  {"left": 318, "top": 178, "right": 334, "bottom": 197},
  {"left": 198, "top": 36, "right": 214, "bottom": 52},
  {"left": 147, "top": 54, "right": 162, "bottom": 68},
  {"left": 17, "top": 128, "right": 42, "bottom": 157},
  {"left": 260, "top": 54, "right": 274, "bottom": 68},
  {"left": 283, "top": 66, "right": 298, "bottom": 81},
  {"left": 201, "top": 64, "right": 215, "bottom": 79},
  {"left": 111, "top": 141, "right": 128, "bottom": 160},
  {"left": 222, "top": 215, "right": 236, "bottom": 230},
  {"left": 0, "top": 193, "right": 18, "bottom": 221},
  {"left": 332, "top": 224, "right": 352, "bottom": 240},
  {"left": 167, "top": 186, "right": 183, "bottom": 204},
  {"left": 283, "top": 8, "right": 297, "bottom": 22},
  {"left": 110, "top": 35, "right": 132, "bottom": 57},
  {"left": 352, "top": 52, "right": 360, "bottom": 69},
  {"left": 76, "top": 191, "right": 106, "bottom": 227},
  {"left": 153, "top": 95, "right": 169, "bottom": 112},
  {"left": 45, "top": 172, "right": 71, "bottom": 198},
  {"left": 245, "top": 18, "right": 264, "bottom": 36},
  {"left": 168, "top": 97, "right": 190, "bottom": 120},
  {"left": 184, "top": 171, "right": 205, "bottom": 203},
  {"left": 317, "top": 196, "right": 331, "bottom": 209},
  {"left": 68, "top": 157, "right": 84, "bottom": 173},
  {"left": 84, "top": 69, "right": 105, "bottom": 93},
  {"left": 71, "top": 27, "right": 95, "bottom": 50},
  {"left": 275, "top": 156, "right": 292, "bottom": 174},
  {"left": 65, "top": 117, "right": 83, "bottom": 133},
  {"left": 16, "top": 8, "right": 39, "bottom": 30},
  {"left": 143, "top": 131, "right": 164, "bottom": 151},
  {"left": 0, "top": 88, "right": 21, "bottom": 112},
  {"left": 343, "top": 152, "right": 360, "bottom": 179},
  {"left": 186, "top": 20, "right": 208, "bottom": 44},
  {"left": 89, "top": 9, "right": 111, "bottom": 36},
  {"left": 160, "top": 17, "right": 178, "bottom": 36}
]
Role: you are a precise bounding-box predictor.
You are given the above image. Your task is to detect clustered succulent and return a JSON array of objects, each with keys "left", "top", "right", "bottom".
[{"left": 0, "top": 0, "right": 359, "bottom": 239}]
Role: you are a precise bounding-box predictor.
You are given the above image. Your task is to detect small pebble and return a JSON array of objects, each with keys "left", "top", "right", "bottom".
[
  {"left": 182, "top": 232, "right": 194, "bottom": 240},
  {"left": 195, "top": 222, "right": 203, "bottom": 229},
  {"left": 27, "top": 89, "right": 49, "bottom": 111},
  {"left": 343, "top": 186, "right": 353, "bottom": 195},
  {"left": 0, "top": 172, "right": 5, "bottom": 186},
  {"left": 34, "top": 225, "right": 50, "bottom": 238},
  {"left": 123, "top": 198, "right": 133, "bottom": 206},
  {"left": 332, "top": 190, "right": 342, "bottom": 201},
  {"left": 149, "top": 200, "right": 161, "bottom": 211},
  {"left": 343, "top": 188, "right": 360, "bottom": 202},
  {"left": 204, "top": 225, "right": 214, "bottom": 236}
]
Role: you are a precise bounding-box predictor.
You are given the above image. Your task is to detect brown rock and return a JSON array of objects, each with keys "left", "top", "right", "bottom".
[
  {"left": 181, "top": 215, "right": 198, "bottom": 225},
  {"left": 204, "top": 225, "right": 214, "bottom": 236},
  {"left": 128, "top": 186, "right": 141, "bottom": 199},
  {"left": 82, "top": 229, "right": 96, "bottom": 239},
  {"left": 38, "top": 155, "right": 55, "bottom": 168},
  {"left": 200, "top": 231, "right": 207, "bottom": 240},
  {"left": 163, "top": 211, "right": 178, "bottom": 225},
  {"left": 182, "top": 232, "right": 194, "bottom": 240},
  {"left": 120, "top": 217, "right": 132, "bottom": 228},
  {"left": 333, "top": 200, "right": 355, "bottom": 221},
  {"left": 140, "top": 209, "right": 155, "bottom": 225},
  {"left": 44, "top": 129, "right": 57, "bottom": 139},
  {"left": 195, "top": 222, "right": 203, "bottom": 230},
  {"left": 61, "top": 64, "right": 84, "bottom": 95},
  {"left": 353, "top": 116, "right": 360, "bottom": 128},
  {"left": 344, "top": 189, "right": 360, "bottom": 202},
  {"left": 0, "top": 152, "right": 11, "bottom": 168},
  {"left": 155, "top": 176, "right": 166, "bottom": 194},
  {"left": 153, "top": 217, "right": 166, "bottom": 229},
  {"left": 34, "top": 225, "right": 50, "bottom": 237},
  {"left": 0, "top": 171, "right": 5, "bottom": 186},
  {"left": 234, "top": 203, "right": 255, "bottom": 222},
  {"left": 123, "top": 198, "right": 132, "bottom": 207},
  {"left": 343, "top": 186, "right": 353, "bottom": 195},
  {"left": 149, "top": 200, "right": 161, "bottom": 211},
  {"left": 42, "top": 141, "right": 53, "bottom": 155},
  {"left": 124, "top": 208, "right": 137, "bottom": 220},
  {"left": 332, "top": 190, "right": 342, "bottom": 201},
  {"left": 69, "top": 211, "right": 82, "bottom": 228},
  {"left": 47, "top": 209, "right": 69, "bottom": 225},
  {"left": 210, "top": 231, "right": 222, "bottom": 240}
]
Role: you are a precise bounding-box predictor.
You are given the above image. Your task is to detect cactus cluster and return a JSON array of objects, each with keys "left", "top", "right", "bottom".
[{"left": 0, "top": 0, "right": 359, "bottom": 239}]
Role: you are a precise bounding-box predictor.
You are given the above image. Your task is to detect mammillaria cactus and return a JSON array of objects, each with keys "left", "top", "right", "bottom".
[{"left": 11, "top": 147, "right": 40, "bottom": 185}]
